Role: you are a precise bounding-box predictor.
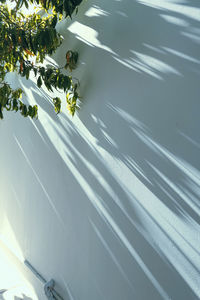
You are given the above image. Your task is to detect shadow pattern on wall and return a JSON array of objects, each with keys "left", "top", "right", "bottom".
[{"left": 0, "top": 0, "right": 200, "bottom": 299}]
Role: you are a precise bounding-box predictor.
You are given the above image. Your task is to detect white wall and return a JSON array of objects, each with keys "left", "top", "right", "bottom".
[{"left": 0, "top": 0, "right": 200, "bottom": 299}]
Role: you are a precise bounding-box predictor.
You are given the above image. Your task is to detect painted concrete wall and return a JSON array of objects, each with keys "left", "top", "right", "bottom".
[{"left": 0, "top": 0, "right": 200, "bottom": 299}]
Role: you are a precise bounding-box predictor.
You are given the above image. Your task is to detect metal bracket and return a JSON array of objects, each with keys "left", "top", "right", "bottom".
[
  {"left": 44, "top": 279, "right": 55, "bottom": 299},
  {"left": 24, "top": 260, "right": 63, "bottom": 300}
]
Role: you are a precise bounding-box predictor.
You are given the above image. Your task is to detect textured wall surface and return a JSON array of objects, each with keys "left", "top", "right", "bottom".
[{"left": 0, "top": 0, "right": 200, "bottom": 299}]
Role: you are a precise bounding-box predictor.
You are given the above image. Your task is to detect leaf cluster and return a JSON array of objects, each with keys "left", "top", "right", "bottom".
[
  {"left": 0, "top": 83, "right": 38, "bottom": 119},
  {"left": 0, "top": 7, "right": 62, "bottom": 68},
  {"left": 14, "top": 0, "right": 83, "bottom": 19},
  {"left": 0, "top": 1, "right": 82, "bottom": 120}
]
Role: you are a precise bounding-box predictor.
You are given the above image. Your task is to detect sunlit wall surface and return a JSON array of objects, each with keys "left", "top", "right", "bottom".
[{"left": 0, "top": 0, "right": 200, "bottom": 299}]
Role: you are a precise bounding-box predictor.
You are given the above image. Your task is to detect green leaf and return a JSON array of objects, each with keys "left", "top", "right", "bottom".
[
  {"left": 25, "top": 68, "right": 30, "bottom": 80},
  {"left": 33, "top": 68, "right": 37, "bottom": 77},
  {"left": 0, "top": 104, "right": 3, "bottom": 119},
  {"left": 53, "top": 97, "right": 61, "bottom": 114},
  {"left": 37, "top": 76, "right": 42, "bottom": 88}
]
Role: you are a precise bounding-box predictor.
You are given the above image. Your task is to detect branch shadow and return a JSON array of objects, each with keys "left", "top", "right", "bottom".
[{"left": 1, "top": 0, "right": 200, "bottom": 299}]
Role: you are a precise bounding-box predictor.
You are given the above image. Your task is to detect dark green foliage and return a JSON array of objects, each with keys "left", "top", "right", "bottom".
[
  {"left": 4, "top": 0, "right": 83, "bottom": 19},
  {"left": 0, "top": 83, "right": 38, "bottom": 119},
  {"left": 0, "top": 1, "right": 81, "bottom": 120}
]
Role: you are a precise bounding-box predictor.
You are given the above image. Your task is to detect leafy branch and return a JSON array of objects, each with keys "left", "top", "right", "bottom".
[
  {"left": 0, "top": 83, "right": 38, "bottom": 119},
  {"left": 0, "top": 2, "right": 82, "bottom": 120}
]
